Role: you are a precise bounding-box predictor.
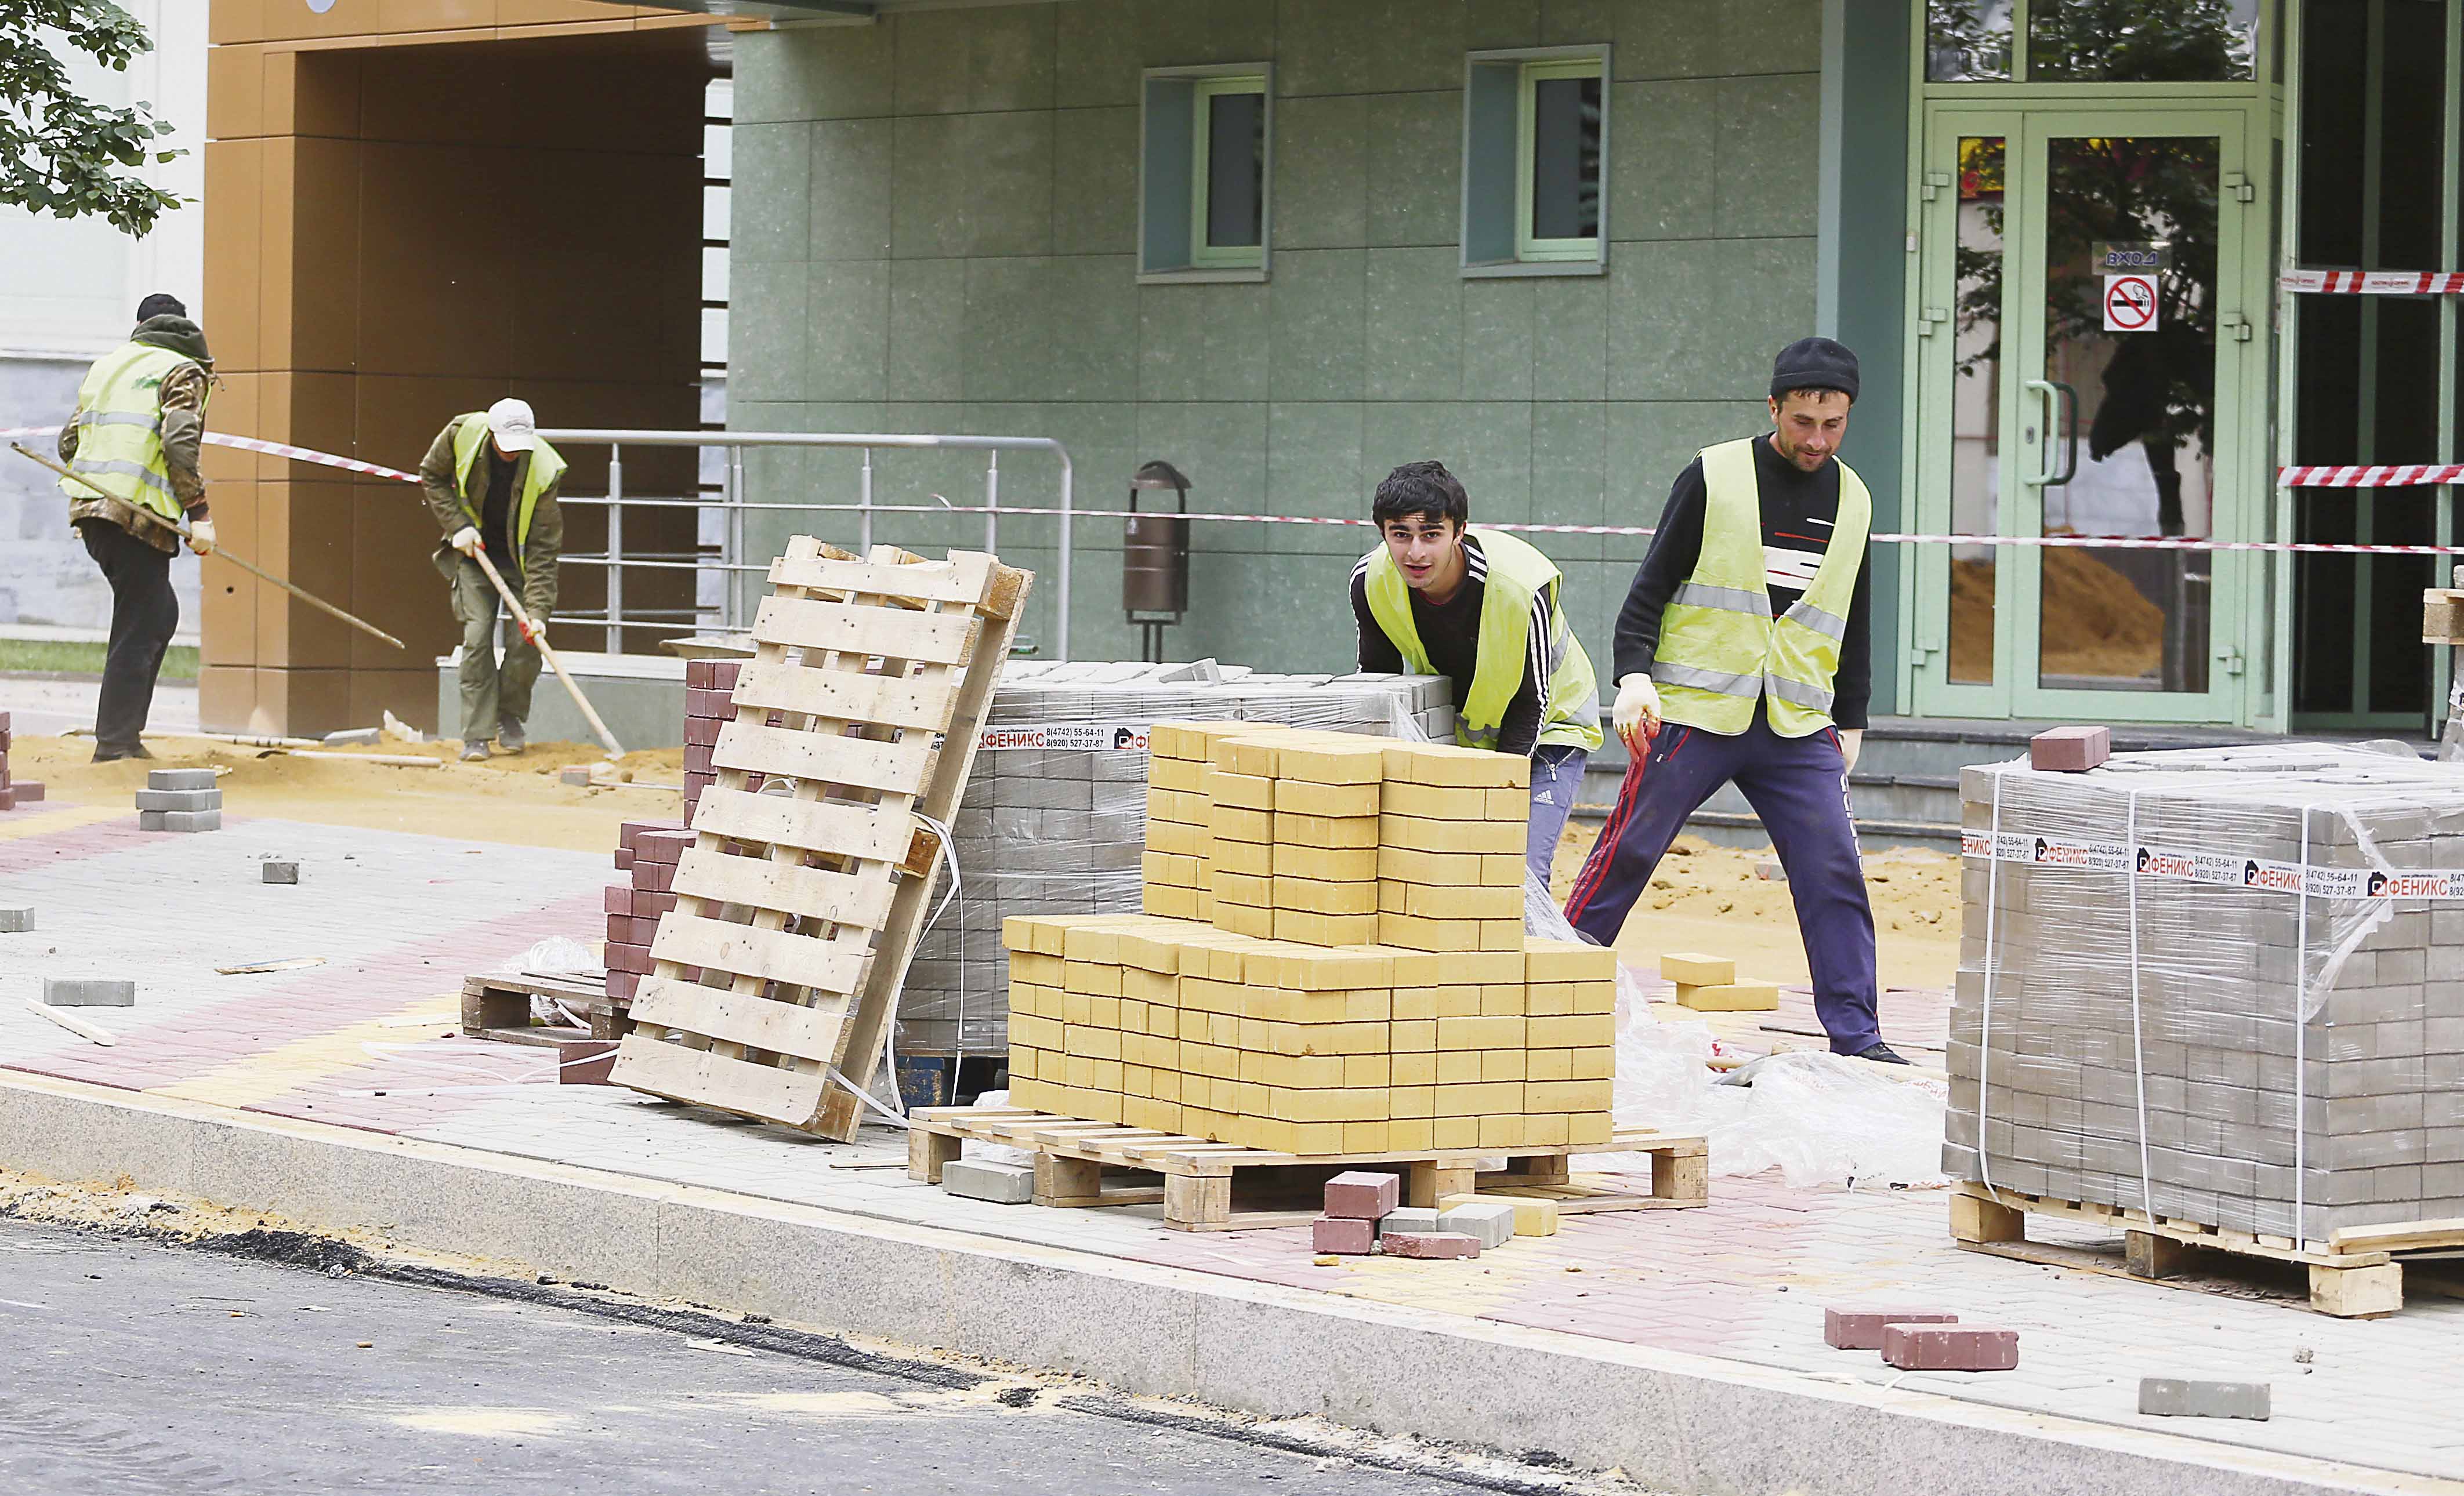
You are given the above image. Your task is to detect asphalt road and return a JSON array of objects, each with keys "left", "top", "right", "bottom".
[{"left": 0, "top": 1217, "right": 1575, "bottom": 1495}]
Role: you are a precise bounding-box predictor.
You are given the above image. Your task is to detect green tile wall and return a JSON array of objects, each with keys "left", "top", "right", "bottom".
[{"left": 731, "top": 0, "right": 1833, "bottom": 678}]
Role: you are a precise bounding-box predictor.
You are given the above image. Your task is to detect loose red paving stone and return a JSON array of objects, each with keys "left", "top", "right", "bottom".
[
  {"left": 1312, "top": 1216, "right": 1375, "bottom": 1254},
  {"left": 1381, "top": 1231, "right": 1480, "bottom": 1259},
  {"left": 1824, "top": 1305, "right": 1961, "bottom": 1349},
  {"left": 1882, "top": 1322, "right": 2020, "bottom": 1371},
  {"left": 1322, "top": 1170, "right": 1400, "bottom": 1220}
]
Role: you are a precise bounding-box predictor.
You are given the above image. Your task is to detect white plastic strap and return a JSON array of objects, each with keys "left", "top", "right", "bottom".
[
  {"left": 2124, "top": 791, "right": 2154, "bottom": 1217},
  {"left": 1976, "top": 767, "right": 2005, "bottom": 1196},
  {"left": 822, "top": 808, "right": 969, "bottom": 1129},
  {"left": 2295, "top": 806, "right": 2312, "bottom": 1242}
]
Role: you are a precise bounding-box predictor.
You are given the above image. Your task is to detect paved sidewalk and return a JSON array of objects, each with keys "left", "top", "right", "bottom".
[{"left": 1, "top": 796, "right": 2458, "bottom": 1487}]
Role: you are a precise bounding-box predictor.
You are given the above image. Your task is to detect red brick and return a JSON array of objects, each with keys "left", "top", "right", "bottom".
[
  {"left": 557, "top": 1039, "right": 621, "bottom": 1085},
  {"left": 618, "top": 819, "right": 684, "bottom": 852},
  {"left": 685, "top": 715, "right": 724, "bottom": 746},
  {"left": 10, "top": 780, "right": 38, "bottom": 803},
  {"left": 603, "top": 970, "right": 639, "bottom": 1000},
  {"left": 1380, "top": 1231, "right": 1480, "bottom": 1260},
  {"left": 1323, "top": 1170, "right": 1401, "bottom": 1220},
  {"left": 683, "top": 743, "right": 716, "bottom": 773},
  {"left": 1823, "top": 1306, "right": 1960, "bottom": 1350},
  {"left": 634, "top": 858, "right": 676, "bottom": 893},
  {"left": 603, "top": 884, "right": 632, "bottom": 916},
  {"left": 686, "top": 687, "right": 733, "bottom": 718},
  {"left": 1882, "top": 1323, "right": 2018, "bottom": 1371},
  {"left": 685, "top": 659, "right": 742, "bottom": 691},
  {"left": 632, "top": 890, "right": 677, "bottom": 919},
  {"left": 2030, "top": 725, "right": 2110, "bottom": 773},
  {"left": 614, "top": 848, "right": 634, "bottom": 871},
  {"left": 1311, "top": 1216, "right": 1375, "bottom": 1254},
  {"left": 634, "top": 830, "right": 693, "bottom": 865}
]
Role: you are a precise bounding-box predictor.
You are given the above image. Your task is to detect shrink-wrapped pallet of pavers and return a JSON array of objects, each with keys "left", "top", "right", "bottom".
[
  {"left": 1947, "top": 742, "right": 2464, "bottom": 1239},
  {"left": 894, "top": 660, "right": 1452, "bottom": 1061}
]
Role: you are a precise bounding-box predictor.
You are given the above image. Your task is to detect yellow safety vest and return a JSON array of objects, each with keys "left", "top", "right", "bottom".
[
  {"left": 1362, "top": 527, "right": 1603, "bottom": 754},
  {"left": 1653, "top": 437, "right": 1871, "bottom": 737},
  {"left": 449, "top": 412, "right": 566, "bottom": 580},
  {"left": 61, "top": 341, "right": 205, "bottom": 522}
]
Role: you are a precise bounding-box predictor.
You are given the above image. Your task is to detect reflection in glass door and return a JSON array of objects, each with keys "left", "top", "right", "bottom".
[
  {"left": 2028, "top": 133, "right": 2222, "bottom": 695},
  {"left": 1911, "top": 107, "right": 2252, "bottom": 723}
]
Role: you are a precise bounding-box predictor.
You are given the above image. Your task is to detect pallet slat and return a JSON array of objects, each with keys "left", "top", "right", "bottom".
[
  {"left": 767, "top": 553, "right": 1002, "bottom": 606},
  {"left": 648, "top": 912, "right": 873, "bottom": 994},
  {"left": 711, "top": 720, "right": 934, "bottom": 797},
  {"left": 686, "top": 785, "right": 918, "bottom": 863},
  {"left": 673, "top": 847, "right": 897, "bottom": 931},
  {"left": 629, "top": 978, "right": 847, "bottom": 1063},
  {"left": 729, "top": 660, "right": 955, "bottom": 732},
  {"left": 612, "top": 1032, "right": 829, "bottom": 1123},
  {"left": 751, "top": 594, "right": 978, "bottom": 663}
]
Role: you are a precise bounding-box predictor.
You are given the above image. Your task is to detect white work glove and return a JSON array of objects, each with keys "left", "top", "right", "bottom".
[
  {"left": 1839, "top": 727, "right": 1863, "bottom": 774},
  {"left": 447, "top": 525, "right": 483, "bottom": 557},
  {"left": 1612, "top": 673, "right": 1661, "bottom": 751},
  {"left": 184, "top": 517, "right": 216, "bottom": 556}
]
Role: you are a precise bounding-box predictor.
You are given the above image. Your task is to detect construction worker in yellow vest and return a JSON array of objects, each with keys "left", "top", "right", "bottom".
[
  {"left": 1352, "top": 460, "right": 1603, "bottom": 884},
  {"left": 1563, "top": 339, "right": 1904, "bottom": 1064},
  {"left": 419, "top": 399, "right": 565, "bottom": 761},
  {"left": 57, "top": 293, "right": 216, "bottom": 762}
]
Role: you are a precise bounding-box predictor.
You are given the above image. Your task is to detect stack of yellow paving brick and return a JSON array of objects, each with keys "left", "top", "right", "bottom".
[{"left": 1002, "top": 720, "right": 1616, "bottom": 1157}]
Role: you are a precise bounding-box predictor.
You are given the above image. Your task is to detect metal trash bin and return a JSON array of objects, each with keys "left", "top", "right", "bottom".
[{"left": 1125, "top": 459, "right": 1191, "bottom": 662}]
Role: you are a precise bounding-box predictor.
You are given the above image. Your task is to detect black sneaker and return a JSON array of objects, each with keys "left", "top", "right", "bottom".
[
  {"left": 1851, "top": 1042, "right": 1912, "bottom": 1066},
  {"left": 90, "top": 742, "right": 154, "bottom": 763}
]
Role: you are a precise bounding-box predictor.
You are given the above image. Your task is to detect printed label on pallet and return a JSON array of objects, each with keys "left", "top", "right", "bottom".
[
  {"left": 1963, "top": 830, "right": 2451, "bottom": 899},
  {"left": 979, "top": 722, "right": 1151, "bottom": 751}
]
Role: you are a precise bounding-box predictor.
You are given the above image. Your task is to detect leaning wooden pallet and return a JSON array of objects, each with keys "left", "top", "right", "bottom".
[
  {"left": 908, "top": 1106, "right": 1708, "bottom": 1231},
  {"left": 610, "top": 538, "right": 1028, "bottom": 1141},
  {"left": 1948, "top": 1180, "right": 2452, "bottom": 1319}
]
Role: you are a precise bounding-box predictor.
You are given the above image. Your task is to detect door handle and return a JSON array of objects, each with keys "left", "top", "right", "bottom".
[{"left": 2021, "top": 380, "right": 2078, "bottom": 486}]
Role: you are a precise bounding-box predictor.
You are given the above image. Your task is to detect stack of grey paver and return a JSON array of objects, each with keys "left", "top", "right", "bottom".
[
  {"left": 1946, "top": 742, "right": 2464, "bottom": 1240},
  {"left": 136, "top": 768, "right": 221, "bottom": 832},
  {"left": 898, "top": 660, "right": 1453, "bottom": 1058}
]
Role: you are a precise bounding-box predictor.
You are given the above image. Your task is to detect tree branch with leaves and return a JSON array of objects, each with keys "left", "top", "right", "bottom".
[{"left": 0, "top": 1, "right": 183, "bottom": 237}]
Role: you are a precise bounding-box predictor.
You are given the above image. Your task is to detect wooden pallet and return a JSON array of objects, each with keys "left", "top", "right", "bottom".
[
  {"left": 461, "top": 971, "right": 622, "bottom": 1045},
  {"left": 1950, "top": 1180, "right": 2464, "bottom": 1317},
  {"left": 611, "top": 540, "right": 1028, "bottom": 1141},
  {"left": 907, "top": 1107, "right": 1708, "bottom": 1231}
]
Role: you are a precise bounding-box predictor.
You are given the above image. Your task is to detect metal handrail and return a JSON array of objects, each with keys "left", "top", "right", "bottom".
[{"left": 537, "top": 428, "right": 1077, "bottom": 660}]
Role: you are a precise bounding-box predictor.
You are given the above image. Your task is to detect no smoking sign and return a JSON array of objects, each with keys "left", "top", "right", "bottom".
[{"left": 2103, "top": 273, "right": 2159, "bottom": 333}]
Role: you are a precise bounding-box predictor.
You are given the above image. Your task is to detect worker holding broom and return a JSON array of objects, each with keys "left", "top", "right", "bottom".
[
  {"left": 1560, "top": 338, "right": 1903, "bottom": 1065},
  {"left": 57, "top": 293, "right": 216, "bottom": 763},
  {"left": 420, "top": 399, "right": 566, "bottom": 761}
]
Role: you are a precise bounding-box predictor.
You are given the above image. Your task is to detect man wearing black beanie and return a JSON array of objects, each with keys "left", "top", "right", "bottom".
[{"left": 1562, "top": 336, "right": 1901, "bottom": 1063}]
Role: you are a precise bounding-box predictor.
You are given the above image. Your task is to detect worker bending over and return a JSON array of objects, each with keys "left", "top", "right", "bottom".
[
  {"left": 58, "top": 293, "right": 216, "bottom": 762},
  {"left": 1352, "top": 460, "right": 1602, "bottom": 884},
  {"left": 1561, "top": 339, "right": 1903, "bottom": 1063},
  {"left": 420, "top": 398, "right": 565, "bottom": 761}
]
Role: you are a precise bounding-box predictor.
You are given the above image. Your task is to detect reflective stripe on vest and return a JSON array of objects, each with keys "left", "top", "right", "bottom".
[
  {"left": 1361, "top": 528, "right": 1604, "bottom": 754},
  {"left": 60, "top": 342, "right": 197, "bottom": 521},
  {"left": 1650, "top": 437, "right": 1871, "bottom": 738},
  {"left": 449, "top": 413, "right": 567, "bottom": 579}
]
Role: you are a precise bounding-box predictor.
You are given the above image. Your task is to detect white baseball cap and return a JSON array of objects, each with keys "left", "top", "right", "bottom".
[{"left": 485, "top": 397, "right": 538, "bottom": 452}]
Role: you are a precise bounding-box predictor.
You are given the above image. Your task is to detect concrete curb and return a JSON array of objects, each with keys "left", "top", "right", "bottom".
[{"left": 0, "top": 1069, "right": 2448, "bottom": 1496}]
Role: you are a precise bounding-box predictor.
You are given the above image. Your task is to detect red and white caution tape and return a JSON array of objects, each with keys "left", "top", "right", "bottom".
[
  {"left": 2281, "top": 270, "right": 2464, "bottom": 295},
  {"left": 201, "top": 431, "right": 421, "bottom": 484},
  {"left": 2277, "top": 462, "right": 2464, "bottom": 488},
  {"left": 17, "top": 424, "right": 2464, "bottom": 557},
  {"left": 0, "top": 425, "right": 422, "bottom": 484}
]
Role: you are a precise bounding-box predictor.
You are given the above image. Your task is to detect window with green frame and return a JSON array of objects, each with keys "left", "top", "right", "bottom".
[
  {"left": 1191, "top": 75, "right": 1267, "bottom": 270},
  {"left": 1140, "top": 67, "right": 1271, "bottom": 281},
  {"left": 1462, "top": 46, "right": 1608, "bottom": 277}
]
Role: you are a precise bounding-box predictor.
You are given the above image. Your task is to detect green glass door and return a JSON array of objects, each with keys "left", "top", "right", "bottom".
[{"left": 1911, "top": 106, "right": 2264, "bottom": 722}]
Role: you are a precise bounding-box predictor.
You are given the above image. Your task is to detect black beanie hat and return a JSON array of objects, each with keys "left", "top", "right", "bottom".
[
  {"left": 1770, "top": 336, "right": 1859, "bottom": 402},
  {"left": 136, "top": 292, "right": 186, "bottom": 323}
]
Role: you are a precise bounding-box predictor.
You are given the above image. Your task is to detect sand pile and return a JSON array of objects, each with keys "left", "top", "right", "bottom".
[{"left": 1948, "top": 546, "right": 2164, "bottom": 682}]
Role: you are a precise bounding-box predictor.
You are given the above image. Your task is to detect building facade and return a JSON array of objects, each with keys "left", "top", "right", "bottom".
[
  {"left": 722, "top": 0, "right": 2451, "bottom": 738},
  {"left": 0, "top": 0, "right": 205, "bottom": 633},
  {"left": 180, "top": 1, "right": 2456, "bottom": 740}
]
